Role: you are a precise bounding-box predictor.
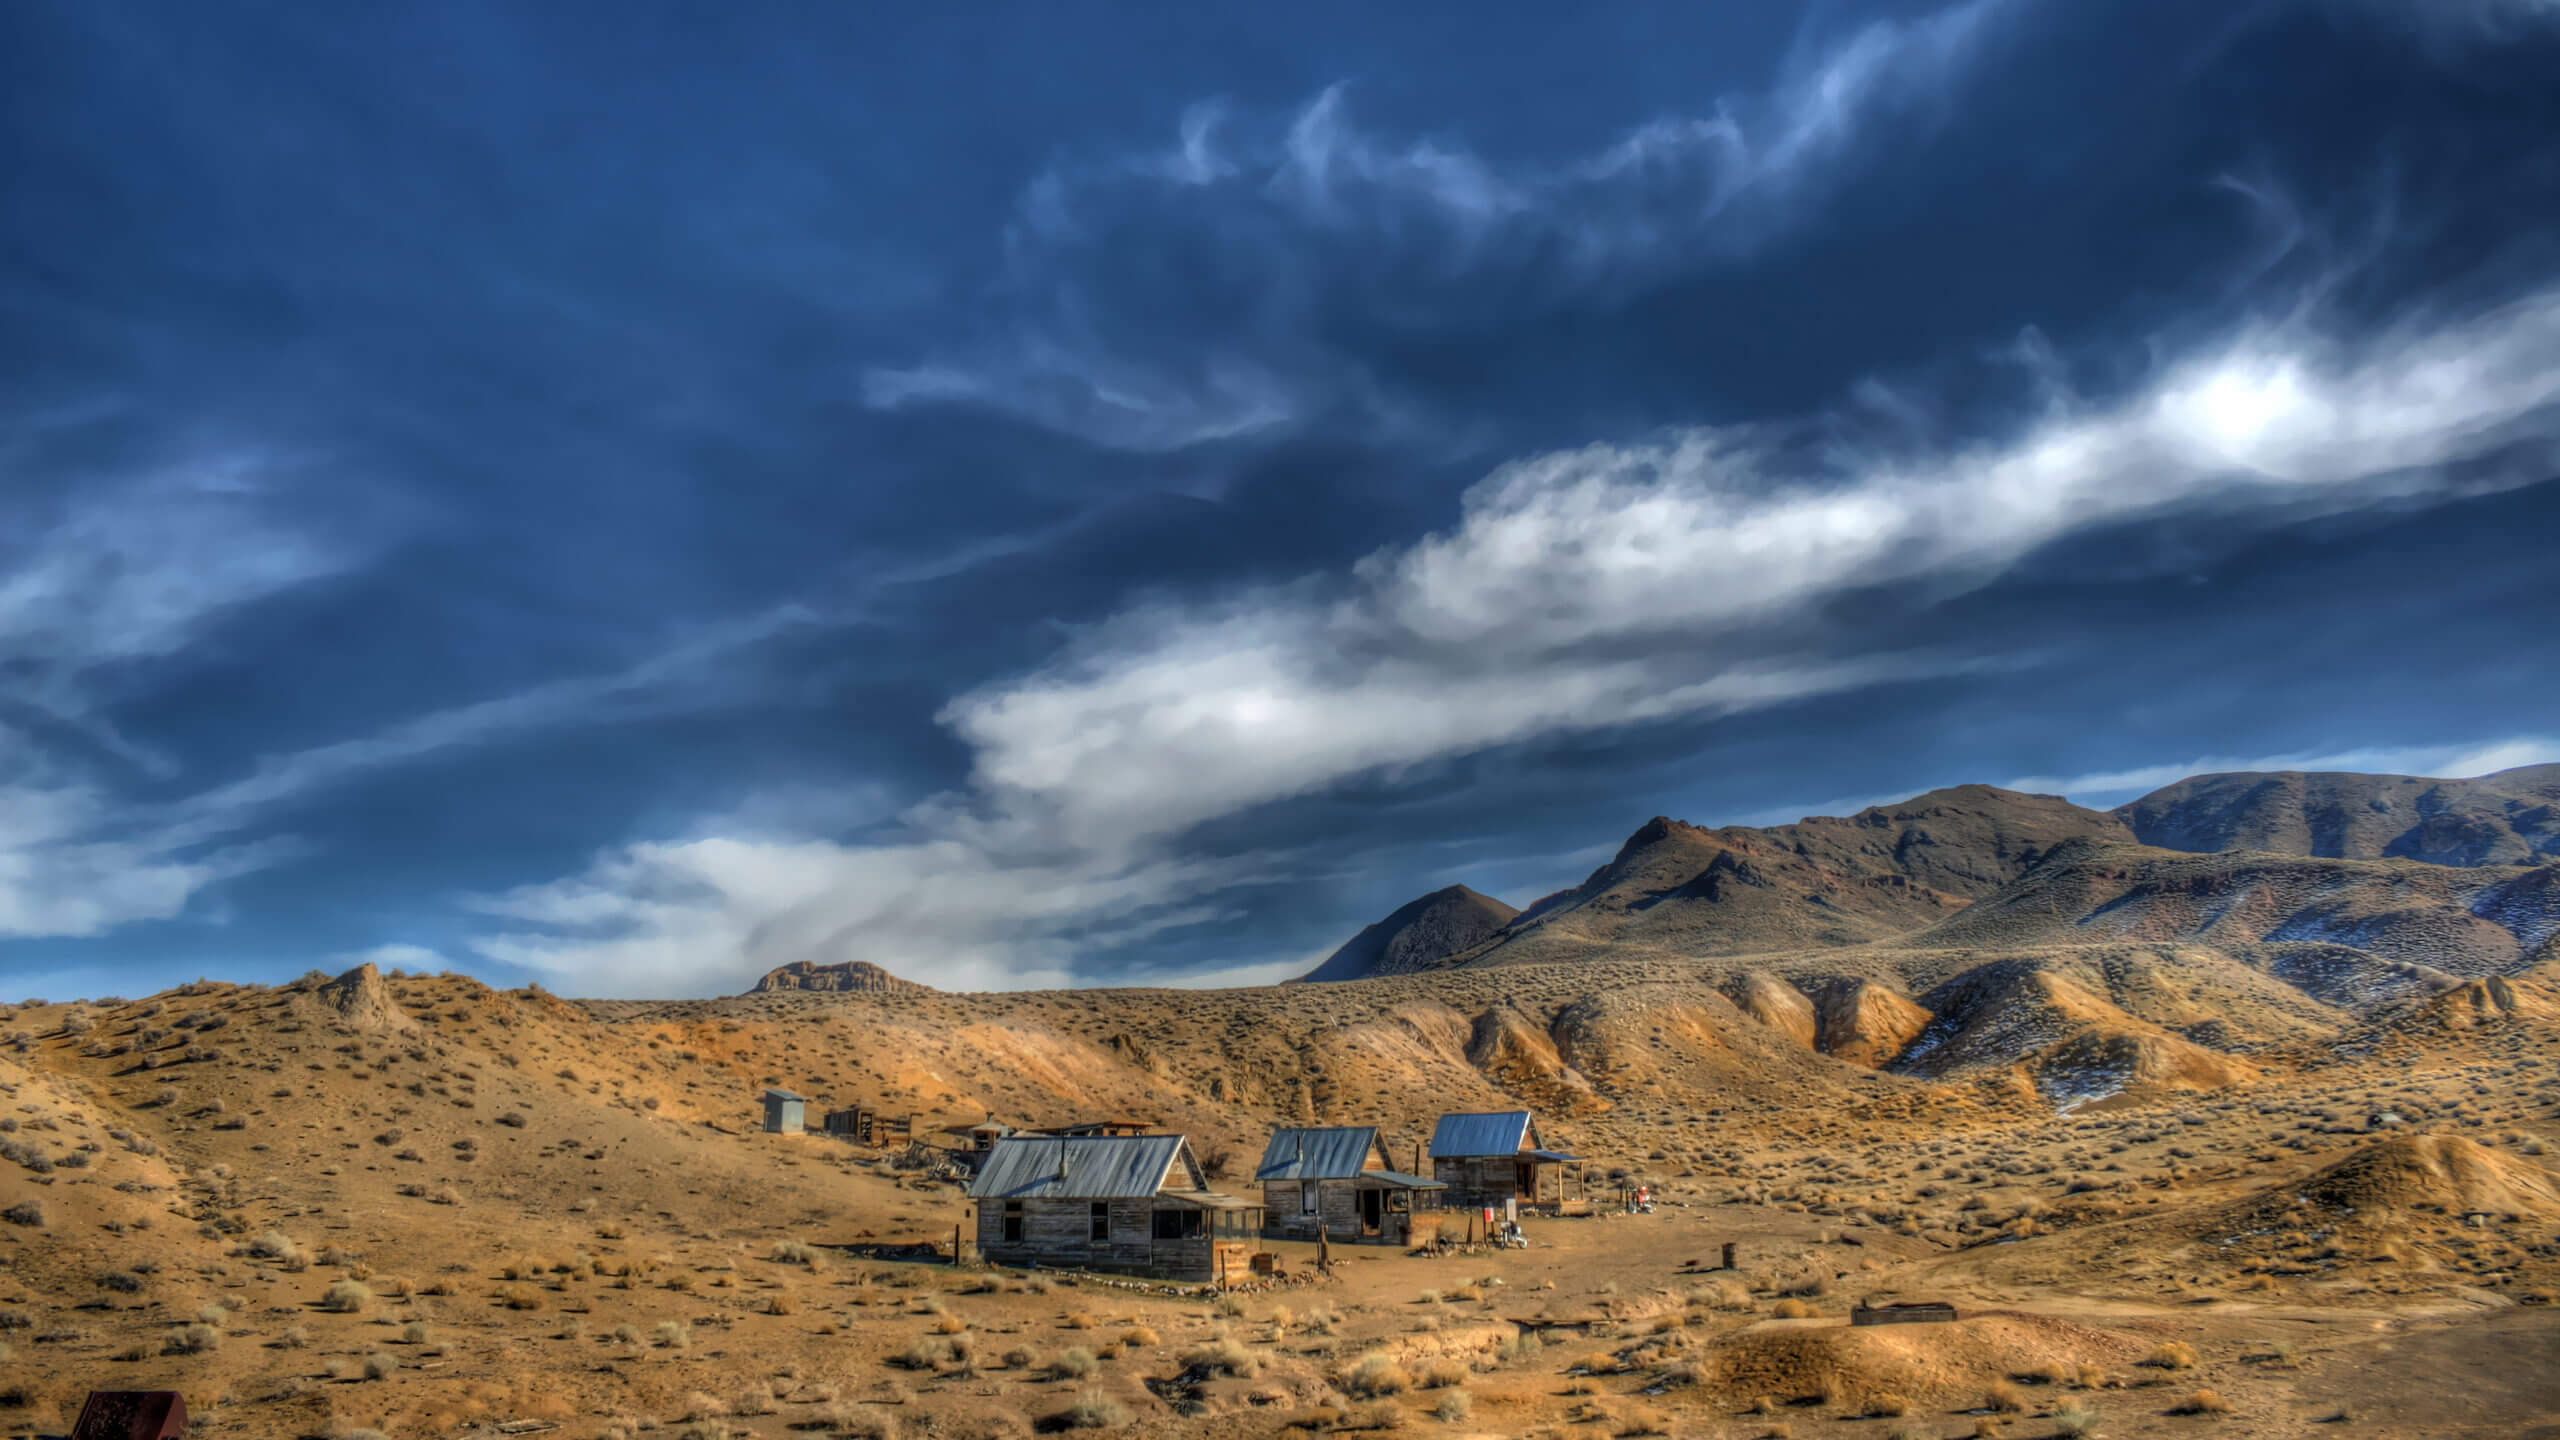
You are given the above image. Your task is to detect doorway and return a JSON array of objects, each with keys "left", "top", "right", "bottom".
[{"left": 1359, "top": 1188, "right": 1383, "bottom": 1236}]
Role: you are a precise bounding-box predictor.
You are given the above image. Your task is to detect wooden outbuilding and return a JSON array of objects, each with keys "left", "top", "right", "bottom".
[
  {"left": 968, "top": 1133, "right": 1261, "bottom": 1282},
  {"left": 762, "top": 1088, "right": 806, "bottom": 1135},
  {"left": 1429, "top": 1110, "right": 1583, "bottom": 1213},
  {"left": 73, "top": 1391, "right": 186, "bottom": 1439},
  {"left": 821, "top": 1104, "right": 912, "bottom": 1146},
  {"left": 1256, "top": 1126, "right": 1444, "bottom": 1244}
]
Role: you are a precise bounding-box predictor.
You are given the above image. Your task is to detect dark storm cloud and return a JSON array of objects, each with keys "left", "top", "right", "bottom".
[{"left": 3, "top": 0, "right": 2557, "bottom": 997}]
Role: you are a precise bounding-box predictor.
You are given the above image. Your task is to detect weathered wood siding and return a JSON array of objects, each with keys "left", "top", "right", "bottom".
[
  {"left": 1433, "top": 1156, "right": 1533, "bottom": 1214},
  {"left": 1260, "top": 1179, "right": 1418, "bottom": 1244},
  {"left": 975, "top": 1198, "right": 1218, "bottom": 1281}
]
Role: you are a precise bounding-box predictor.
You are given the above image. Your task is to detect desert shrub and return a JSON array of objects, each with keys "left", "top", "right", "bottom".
[
  {"left": 362, "top": 1351, "right": 398, "bottom": 1380},
  {"left": 1341, "top": 1353, "right": 1412, "bottom": 1398},
  {"left": 655, "top": 1319, "right": 691, "bottom": 1350},
  {"left": 1418, "top": 1360, "right": 1468, "bottom": 1390},
  {"left": 1870, "top": 1394, "right": 1914, "bottom": 1418},
  {"left": 2053, "top": 1403, "right": 2100, "bottom": 1438},
  {"left": 166, "top": 1322, "right": 221, "bottom": 1354},
  {"left": 1050, "top": 1388, "right": 1130, "bottom": 1430},
  {"left": 2143, "top": 1342, "right": 2200, "bottom": 1371},
  {"left": 2, "top": 1201, "right": 45, "bottom": 1227},
  {"left": 496, "top": 1111, "right": 527, "bottom": 1127},
  {"left": 773, "top": 1239, "right": 818, "bottom": 1265},
  {"left": 1182, "top": 1333, "right": 1258, "bottom": 1377},
  {"left": 1049, "top": 1346, "right": 1100, "bottom": 1379},
  {"left": 2172, "top": 1390, "right": 2231, "bottom": 1416},
  {"left": 1433, "top": 1390, "right": 1472, "bottom": 1423},
  {"left": 320, "top": 1279, "right": 371, "bottom": 1313},
  {"left": 1618, "top": 1405, "right": 1671, "bottom": 1436},
  {"left": 1987, "top": 1381, "right": 2024, "bottom": 1413},
  {"left": 1123, "top": 1325, "right": 1159, "bottom": 1347},
  {"left": 97, "top": 1270, "right": 144, "bottom": 1294},
  {"left": 893, "top": 1339, "right": 951, "bottom": 1371},
  {"left": 1772, "top": 1299, "right": 1814, "bottom": 1319},
  {"left": 402, "top": 1321, "right": 432, "bottom": 1346},
  {"left": 1002, "top": 1346, "right": 1037, "bottom": 1369}
]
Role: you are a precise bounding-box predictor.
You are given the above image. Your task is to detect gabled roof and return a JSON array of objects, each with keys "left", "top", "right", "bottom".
[
  {"left": 1255, "top": 1126, "right": 1385, "bottom": 1181},
  {"left": 968, "top": 1133, "right": 1196, "bottom": 1200},
  {"left": 1430, "top": 1110, "right": 1537, "bottom": 1158}
]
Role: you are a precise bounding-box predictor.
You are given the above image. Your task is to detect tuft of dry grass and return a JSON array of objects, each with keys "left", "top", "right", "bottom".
[
  {"left": 2172, "top": 1389, "right": 2231, "bottom": 1416},
  {"left": 1342, "top": 1352, "right": 1412, "bottom": 1398},
  {"left": 1182, "top": 1333, "right": 1259, "bottom": 1378},
  {"left": 319, "top": 1279, "right": 371, "bottom": 1314},
  {"left": 2144, "top": 1342, "right": 2201, "bottom": 1371}
]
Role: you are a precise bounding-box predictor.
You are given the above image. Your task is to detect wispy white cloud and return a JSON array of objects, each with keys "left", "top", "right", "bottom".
[
  {"left": 485, "top": 276, "right": 2560, "bottom": 995},
  {"left": 0, "top": 780, "right": 278, "bottom": 939},
  {"left": 0, "top": 598, "right": 817, "bottom": 942},
  {"left": 860, "top": 0, "right": 2019, "bottom": 451},
  {"left": 164, "top": 605, "right": 817, "bottom": 839}
]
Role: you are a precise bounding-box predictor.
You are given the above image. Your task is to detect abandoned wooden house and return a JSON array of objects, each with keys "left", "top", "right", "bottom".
[
  {"left": 762, "top": 1088, "right": 807, "bottom": 1135},
  {"left": 968, "top": 1133, "right": 1261, "bottom": 1281},
  {"left": 1429, "top": 1110, "right": 1584, "bottom": 1213},
  {"left": 821, "top": 1104, "right": 914, "bottom": 1146},
  {"left": 1255, "top": 1126, "right": 1445, "bottom": 1244}
]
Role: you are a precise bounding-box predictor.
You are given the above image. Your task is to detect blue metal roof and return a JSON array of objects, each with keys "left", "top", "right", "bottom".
[
  {"left": 1255, "top": 1126, "right": 1384, "bottom": 1182},
  {"left": 967, "top": 1133, "right": 1196, "bottom": 1200},
  {"left": 1429, "top": 1110, "right": 1535, "bottom": 1158}
]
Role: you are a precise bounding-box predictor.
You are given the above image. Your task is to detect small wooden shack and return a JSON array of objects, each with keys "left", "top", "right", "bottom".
[
  {"left": 968, "top": 1133, "right": 1261, "bottom": 1282},
  {"left": 822, "top": 1104, "right": 914, "bottom": 1146},
  {"left": 1256, "top": 1126, "right": 1444, "bottom": 1244},
  {"left": 1429, "top": 1110, "right": 1582, "bottom": 1213},
  {"left": 763, "top": 1088, "right": 807, "bottom": 1135}
]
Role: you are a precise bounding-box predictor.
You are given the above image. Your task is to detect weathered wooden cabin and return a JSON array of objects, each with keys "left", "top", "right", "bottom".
[
  {"left": 1429, "top": 1110, "right": 1583, "bottom": 1213},
  {"left": 762, "top": 1088, "right": 806, "bottom": 1135},
  {"left": 1255, "top": 1126, "right": 1444, "bottom": 1244},
  {"left": 968, "top": 1133, "right": 1261, "bottom": 1281}
]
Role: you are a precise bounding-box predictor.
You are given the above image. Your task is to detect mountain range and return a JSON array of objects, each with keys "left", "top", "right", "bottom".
[{"left": 1302, "top": 764, "right": 2560, "bottom": 982}]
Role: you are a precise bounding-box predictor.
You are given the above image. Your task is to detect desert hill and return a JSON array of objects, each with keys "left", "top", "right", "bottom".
[
  {"left": 1431, "top": 785, "right": 2131, "bottom": 973},
  {"left": 1295, "top": 886, "right": 1517, "bottom": 983},
  {"left": 2119, "top": 763, "right": 2560, "bottom": 864},
  {"left": 1, "top": 929, "right": 2555, "bottom": 1440}
]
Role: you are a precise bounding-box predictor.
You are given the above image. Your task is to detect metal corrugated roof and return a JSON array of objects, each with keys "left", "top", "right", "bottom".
[
  {"left": 1430, "top": 1110, "right": 1533, "bottom": 1157},
  {"left": 967, "top": 1134, "right": 1190, "bottom": 1200},
  {"left": 1255, "top": 1126, "right": 1383, "bottom": 1181},
  {"left": 764, "top": 1088, "right": 807, "bottom": 1102}
]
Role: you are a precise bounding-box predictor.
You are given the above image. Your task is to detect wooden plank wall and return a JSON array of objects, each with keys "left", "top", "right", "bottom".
[{"left": 975, "top": 1199, "right": 1217, "bottom": 1281}]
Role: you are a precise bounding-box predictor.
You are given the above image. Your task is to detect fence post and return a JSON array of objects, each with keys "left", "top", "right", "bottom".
[{"left": 1722, "top": 1242, "right": 1738, "bottom": 1271}]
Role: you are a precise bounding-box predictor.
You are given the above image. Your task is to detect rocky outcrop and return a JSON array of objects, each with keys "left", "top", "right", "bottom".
[{"left": 751, "top": 961, "right": 926, "bottom": 995}]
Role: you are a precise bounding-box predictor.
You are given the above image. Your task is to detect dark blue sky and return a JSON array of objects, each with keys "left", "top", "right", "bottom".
[{"left": 6, "top": 0, "right": 2558, "bottom": 998}]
